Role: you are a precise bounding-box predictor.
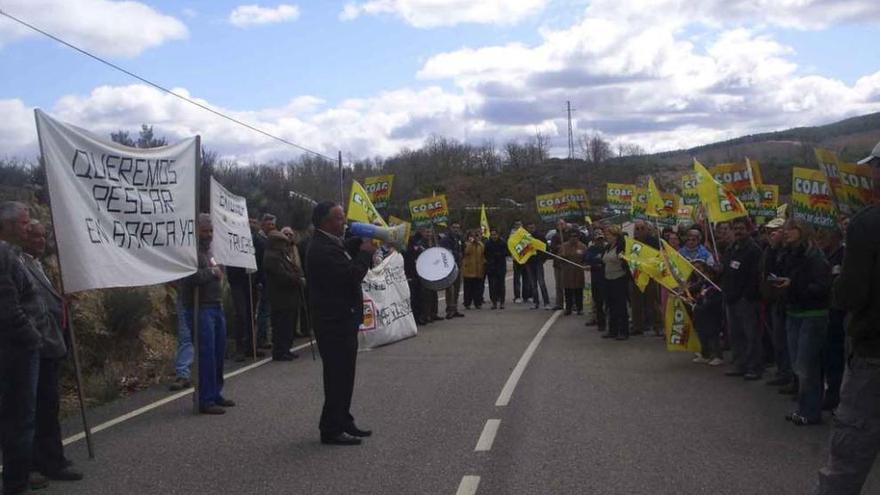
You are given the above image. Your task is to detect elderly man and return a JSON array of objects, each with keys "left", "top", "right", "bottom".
[
  {"left": 264, "top": 229, "right": 304, "bottom": 360},
  {"left": 254, "top": 213, "right": 277, "bottom": 349},
  {"left": 181, "top": 214, "right": 235, "bottom": 415},
  {"left": 0, "top": 201, "right": 46, "bottom": 494},
  {"left": 20, "top": 220, "right": 82, "bottom": 482},
  {"left": 306, "top": 202, "right": 375, "bottom": 445}
]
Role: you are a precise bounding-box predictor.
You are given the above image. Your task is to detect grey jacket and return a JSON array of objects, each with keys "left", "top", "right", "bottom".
[
  {"left": 22, "top": 254, "right": 67, "bottom": 359},
  {"left": 0, "top": 240, "right": 41, "bottom": 352}
]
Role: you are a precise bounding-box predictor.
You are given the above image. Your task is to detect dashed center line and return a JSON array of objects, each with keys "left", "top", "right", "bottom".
[
  {"left": 474, "top": 419, "right": 501, "bottom": 452},
  {"left": 456, "top": 476, "right": 481, "bottom": 495}
]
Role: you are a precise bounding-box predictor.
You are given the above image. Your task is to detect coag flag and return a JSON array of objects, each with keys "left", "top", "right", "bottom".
[
  {"left": 839, "top": 162, "right": 874, "bottom": 211},
  {"left": 536, "top": 191, "right": 579, "bottom": 222},
  {"left": 561, "top": 188, "right": 590, "bottom": 215},
  {"left": 409, "top": 195, "right": 449, "bottom": 228},
  {"left": 646, "top": 177, "right": 665, "bottom": 218},
  {"left": 607, "top": 183, "right": 635, "bottom": 215},
  {"left": 480, "top": 204, "right": 490, "bottom": 239},
  {"left": 664, "top": 296, "right": 701, "bottom": 353},
  {"left": 791, "top": 167, "right": 836, "bottom": 228},
  {"left": 676, "top": 205, "right": 694, "bottom": 227},
  {"left": 632, "top": 187, "right": 649, "bottom": 221},
  {"left": 660, "top": 238, "right": 694, "bottom": 289},
  {"left": 363, "top": 174, "right": 394, "bottom": 209},
  {"left": 348, "top": 180, "right": 388, "bottom": 227},
  {"left": 622, "top": 236, "right": 657, "bottom": 292},
  {"left": 507, "top": 227, "right": 546, "bottom": 265},
  {"left": 694, "top": 159, "right": 748, "bottom": 223},
  {"left": 710, "top": 161, "right": 763, "bottom": 192},
  {"left": 750, "top": 184, "right": 779, "bottom": 219},
  {"left": 659, "top": 192, "right": 680, "bottom": 228},
  {"left": 681, "top": 174, "right": 700, "bottom": 206}
]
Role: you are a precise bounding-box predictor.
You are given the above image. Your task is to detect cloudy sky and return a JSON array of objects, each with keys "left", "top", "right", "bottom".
[{"left": 1, "top": 0, "right": 879, "bottom": 162}]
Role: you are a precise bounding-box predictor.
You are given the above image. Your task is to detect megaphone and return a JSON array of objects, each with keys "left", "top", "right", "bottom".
[{"left": 349, "top": 222, "right": 409, "bottom": 250}]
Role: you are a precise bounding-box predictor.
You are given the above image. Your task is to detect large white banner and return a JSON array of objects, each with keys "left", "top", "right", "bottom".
[
  {"left": 359, "top": 251, "right": 418, "bottom": 349},
  {"left": 210, "top": 177, "right": 256, "bottom": 270},
  {"left": 34, "top": 109, "right": 198, "bottom": 293}
]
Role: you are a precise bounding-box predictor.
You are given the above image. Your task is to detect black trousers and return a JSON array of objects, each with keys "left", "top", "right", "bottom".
[
  {"left": 315, "top": 326, "right": 358, "bottom": 436},
  {"left": 513, "top": 263, "right": 531, "bottom": 300},
  {"left": 271, "top": 301, "right": 299, "bottom": 358},
  {"left": 591, "top": 278, "right": 607, "bottom": 329},
  {"left": 606, "top": 277, "right": 630, "bottom": 337},
  {"left": 526, "top": 261, "right": 550, "bottom": 306},
  {"left": 564, "top": 288, "right": 584, "bottom": 313},
  {"left": 33, "top": 358, "right": 65, "bottom": 474},
  {"left": 463, "top": 277, "right": 485, "bottom": 308},
  {"left": 421, "top": 287, "right": 439, "bottom": 318},
  {"left": 487, "top": 272, "right": 506, "bottom": 304},
  {"left": 408, "top": 279, "right": 423, "bottom": 322},
  {"left": 230, "top": 280, "right": 253, "bottom": 355}
]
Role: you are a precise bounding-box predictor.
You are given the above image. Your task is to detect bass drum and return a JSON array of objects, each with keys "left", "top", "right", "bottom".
[{"left": 416, "top": 247, "right": 459, "bottom": 291}]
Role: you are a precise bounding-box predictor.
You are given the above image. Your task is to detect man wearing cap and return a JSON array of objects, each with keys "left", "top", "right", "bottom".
[
  {"left": 760, "top": 218, "right": 793, "bottom": 389},
  {"left": 816, "top": 140, "right": 880, "bottom": 494}
]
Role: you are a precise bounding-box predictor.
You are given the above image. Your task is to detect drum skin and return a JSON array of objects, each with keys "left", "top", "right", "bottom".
[{"left": 416, "top": 247, "right": 459, "bottom": 290}]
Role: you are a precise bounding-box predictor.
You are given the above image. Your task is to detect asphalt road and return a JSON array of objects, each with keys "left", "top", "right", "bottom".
[{"left": 48, "top": 273, "right": 879, "bottom": 495}]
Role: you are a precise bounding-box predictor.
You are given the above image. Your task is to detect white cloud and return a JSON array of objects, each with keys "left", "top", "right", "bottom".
[
  {"left": 229, "top": 4, "right": 300, "bottom": 28},
  {"left": 339, "top": 0, "right": 548, "bottom": 27},
  {"left": 0, "top": 0, "right": 187, "bottom": 58}
]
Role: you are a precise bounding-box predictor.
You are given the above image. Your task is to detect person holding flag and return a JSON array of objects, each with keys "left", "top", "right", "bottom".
[
  {"left": 484, "top": 228, "right": 507, "bottom": 310},
  {"left": 601, "top": 226, "right": 630, "bottom": 340}
]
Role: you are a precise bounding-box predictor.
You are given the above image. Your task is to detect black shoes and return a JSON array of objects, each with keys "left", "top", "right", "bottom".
[
  {"left": 216, "top": 397, "right": 236, "bottom": 407},
  {"left": 725, "top": 370, "right": 746, "bottom": 377},
  {"left": 345, "top": 425, "right": 373, "bottom": 437},
  {"left": 168, "top": 377, "right": 191, "bottom": 391},
  {"left": 321, "top": 432, "right": 362, "bottom": 446},
  {"left": 42, "top": 467, "right": 84, "bottom": 481},
  {"left": 200, "top": 405, "right": 226, "bottom": 415}
]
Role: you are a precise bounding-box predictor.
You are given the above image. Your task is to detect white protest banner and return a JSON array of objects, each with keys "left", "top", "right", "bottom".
[
  {"left": 35, "top": 109, "right": 198, "bottom": 293},
  {"left": 359, "top": 251, "right": 418, "bottom": 349},
  {"left": 210, "top": 177, "right": 256, "bottom": 270}
]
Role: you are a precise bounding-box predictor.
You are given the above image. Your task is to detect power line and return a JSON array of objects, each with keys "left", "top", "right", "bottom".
[{"left": 0, "top": 8, "right": 337, "bottom": 162}]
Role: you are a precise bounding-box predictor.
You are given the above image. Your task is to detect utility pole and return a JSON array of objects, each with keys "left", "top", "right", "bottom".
[
  {"left": 566, "top": 101, "right": 575, "bottom": 160},
  {"left": 338, "top": 150, "right": 344, "bottom": 204}
]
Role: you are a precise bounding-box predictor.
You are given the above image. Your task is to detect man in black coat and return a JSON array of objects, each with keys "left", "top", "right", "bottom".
[
  {"left": 721, "top": 216, "right": 764, "bottom": 380},
  {"left": 306, "top": 202, "right": 375, "bottom": 446}
]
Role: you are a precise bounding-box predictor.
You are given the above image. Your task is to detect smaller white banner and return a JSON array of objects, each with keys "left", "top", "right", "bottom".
[
  {"left": 359, "top": 251, "right": 417, "bottom": 349},
  {"left": 210, "top": 177, "right": 256, "bottom": 270}
]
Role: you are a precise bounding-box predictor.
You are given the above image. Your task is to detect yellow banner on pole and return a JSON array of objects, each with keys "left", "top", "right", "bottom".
[
  {"left": 363, "top": 174, "right": 394, "bottom": 209},
  {"left": 665, "top": 296, "right": 701, "bottom": 353},
  {"left": 694, "top": 159, "right": 748, "bottom": 223},
  {"left": 606, "top": 183, "right": 634, "bottom": 215},
  {"left": 507, "top": 227, "right": 546, "bottom": 265},
  {"left": 409, "top": 195, "right": 449, "bottom": 228},
  {"left": 646, "top": 177, "right": 665, "bottom": 218},
  {"left": 791, "top": 167, "right": 836, "bottom": 228},
  {"left": 681, "top": 174, "right": 700, "bottom": 206},
  {"left": 480, "top": 204, "right": 490, "bottom": 239},
  {"left": 536, "top": 191, "right": 577, "bottom": 222},
  {"left": 348, "top": 180, "right": 388, "bottom": 227}
]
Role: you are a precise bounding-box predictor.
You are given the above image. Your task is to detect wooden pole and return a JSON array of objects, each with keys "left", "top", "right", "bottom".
[
  {"left": 33, "top": 110, "right": 95, "bottom": 458},
  {"left": 192, "top": 135, "right": 202, "bottom": 415}
]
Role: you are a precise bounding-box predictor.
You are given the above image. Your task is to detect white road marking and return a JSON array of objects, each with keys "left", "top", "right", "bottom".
[
  {"left": 474, "top": 419, "right": 501, "bottom": 452},
  {"left": 456, "top": 475, "right": 481, "bottom": 495},
  {"left": 61, "top": 340, "right": 313, "bottom": 447},
  {"left": 495, "top": 310, "right": 562, "bottom": 407}
]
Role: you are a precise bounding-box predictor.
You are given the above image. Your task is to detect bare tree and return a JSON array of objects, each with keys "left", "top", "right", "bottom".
[
  {"left": 616, "top": 141, "right": 646, "bottom": 158},
  {"left": 579, "top": 132, "right": 611, "bottom": 165}
]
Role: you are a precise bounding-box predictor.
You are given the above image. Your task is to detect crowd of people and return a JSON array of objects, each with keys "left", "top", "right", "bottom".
[{"left": 2, "top": 142, "right": 879, "bottom": 494}]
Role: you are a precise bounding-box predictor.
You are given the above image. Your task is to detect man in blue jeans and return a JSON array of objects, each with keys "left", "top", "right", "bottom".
[
  {"left": 0, "top": 201, "right": 46, "bottom": 495},
  {"left": 168, "top": 288, "right": 193, "bottom": 391},
  {"left": 179, "top": 214, "right": 235, "bottom": 415}
]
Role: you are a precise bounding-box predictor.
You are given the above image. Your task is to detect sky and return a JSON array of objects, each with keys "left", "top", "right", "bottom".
[{"left": 1, "top": 0, "right": 879, "bottom": 163}]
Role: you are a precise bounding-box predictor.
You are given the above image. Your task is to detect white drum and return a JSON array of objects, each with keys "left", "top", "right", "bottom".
[{"left": 416, "top": 247, "right": 458, "bottom": 290}]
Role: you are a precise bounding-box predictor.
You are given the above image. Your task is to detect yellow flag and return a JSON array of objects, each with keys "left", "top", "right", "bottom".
[
  {"left": 665, "top": 295, "right": 701, "bottom": 353},
  {"left": 480, "top": 204, "right": 490, "bottom": 239},
  {"left": 507, "top": 227, "right": 546, "bottom": 265},
  {"left": 660, "top": 238, "right": 694, "bottom": 287},
  {"left": 622, "top": 237, "right": 682, "bottom": 293},
  {"left": 347, "top": 180, "right": 388, "bottom": 227},
  {"left": 646, "top": 177, "right": 665, "bottom": 218},
  {"left": 694, "top": 159, "right": 748, "bottom": 223}
]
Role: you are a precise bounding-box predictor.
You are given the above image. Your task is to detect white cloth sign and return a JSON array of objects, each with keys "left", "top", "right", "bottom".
[
  {"left": 359, "top": 251, "right": 418, "bottom": 349},
  {"left": 34, "top": 109, "right": 198, "bottom": 293},
  {"left": 210, "top": 177, "right": 256, "bottom": 270}
]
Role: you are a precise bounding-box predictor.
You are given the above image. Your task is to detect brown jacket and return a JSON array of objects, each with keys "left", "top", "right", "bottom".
[
  {"left": 264, "top": 231, "right": 304, "bottom": 308},
  {"left": 461, "top": 240, "right": 486, "bottom": 279},
  {"left": 560, "top": 240, "right": 587, "bottom": 289}
]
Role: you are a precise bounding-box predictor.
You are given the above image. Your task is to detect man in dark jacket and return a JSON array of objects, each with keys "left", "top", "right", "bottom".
[
  {"left": 484, "top": 228, "right": 507, "bottom": 310},
  {"left": 226, "top": 264, "right": 262, "bottom": 362},
  {"left": 722, "top": 216, "right": 764, "bottom": 380},
  {"left": 0, "top": 201, "right": 45, "bottom": 495},
  {"left": 526, "top": 222, "right": 551, "bottom": 310},
  {"left": 306, "top": 202, "right": 375, "bottom": 446},
  {"left": 817, "top": 141, "right": 880, "bottom": 494},
  {"left": 254, "top": 214, "right": 276, "bottom": 349},
  {"left": 264, "top": 231, "right": 304, "bottom": 361},
  {"left": 405, "top": 228, "right": 429, "bottom": 324},
  {"left": 818, "top": 226, "right": 846, "bottom": 410},
  {"left": 760, "top": 218, "right": 792, "bottom": 387},
  {"left": 584, "top": 227, "right": 607, "bottom": 331},
  {"left": 439, "top": 222, "right": 465, "bottom": 319},
  {"left": 181, "top": 214, "right": 235, "bottom": 415},
  {"left": 21, "top": 221, "right": 82, "bottom": 482}
]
